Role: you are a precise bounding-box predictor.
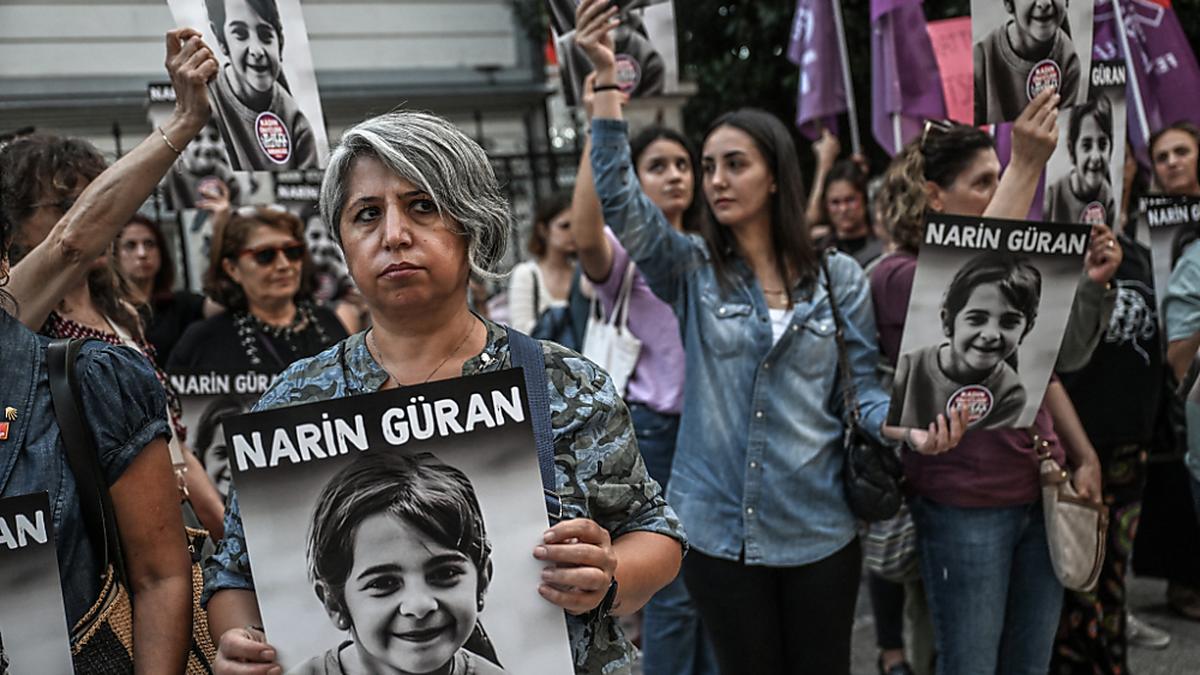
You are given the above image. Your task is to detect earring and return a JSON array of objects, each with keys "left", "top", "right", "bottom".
[
  {"left": 335, "top": 613, "right": 350, "bottom": 630},
  {"left": 477, "top": 597, "right": 485, "bottom": 612}
]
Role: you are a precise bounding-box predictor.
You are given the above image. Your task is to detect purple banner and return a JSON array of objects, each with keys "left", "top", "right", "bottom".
[
  {"left": 870, "top": 0, "right": 947, "bottom": 155},
  {"left": 788, "top": 0, "right": 845, "bottom": 139},
  {"left": 1093, "top": 0, "right": 1200, "bottom": 163}
]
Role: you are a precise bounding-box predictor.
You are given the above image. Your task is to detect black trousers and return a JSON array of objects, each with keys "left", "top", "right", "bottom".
[{"left": 682, "top": 539, "right": 861, "bottom": 675}]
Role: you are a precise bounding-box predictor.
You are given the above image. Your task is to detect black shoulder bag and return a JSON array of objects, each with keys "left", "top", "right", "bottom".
[{"left": 819, "top": 255, "right": 904, "bottom": 522}]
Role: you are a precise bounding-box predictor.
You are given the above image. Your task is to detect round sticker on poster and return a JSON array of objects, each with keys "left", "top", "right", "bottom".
[
  {"left": 946, "top": 384, "right": 995, "bottom": 426},
  {"left": 1079, "top": 201, "right": 1107, "bottom": 225},
  {"left": 614, "top": 54, "right": 642, "bottom": 95},
  {"left": 1026, "top": 59, "right": 1062, "bottom": 101},
  {"left": 255, "top": 112, "right": 292, "bottom": 165},
  {"left": 197, "top": 176, "right": 225, "bottom": 198}
]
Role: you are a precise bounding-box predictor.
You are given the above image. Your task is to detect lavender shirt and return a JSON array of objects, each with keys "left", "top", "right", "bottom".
[{"left": 586, "top": 228, "right": 685, "bottom": 415}]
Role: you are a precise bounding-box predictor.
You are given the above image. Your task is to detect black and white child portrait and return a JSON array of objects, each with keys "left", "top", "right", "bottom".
[
  {"left": 891, "top": 251, "right": 1040, "bottom": 430},
  {"left": 289, "top": 451, "right": 505, "bottom": 675},
  {"left": 972, "top": 0, "right": 1095, "bottom": 125},
  {"left": 548, "top": 0, "right": 676, "bottom": 105},
  {"left": 192, "top": 395, "right": 249, "bottom": 499},
  {"left": 168, "top": 0, "right": 330, "bottom": 171},
  {"left": 1045, "top": 96, "right": 1115, "bottom": 226}
]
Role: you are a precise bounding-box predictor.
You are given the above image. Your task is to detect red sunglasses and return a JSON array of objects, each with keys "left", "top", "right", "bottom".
[{"left": 238, "top": 242, "right": 305, "bottom": 266}]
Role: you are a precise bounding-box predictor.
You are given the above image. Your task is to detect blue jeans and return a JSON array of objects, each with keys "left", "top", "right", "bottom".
[
  {"left": 910, "top": 497, "right": 1063, "bottom": 675},
  {"left": 628, "top": 404, "right": 716, "bottom": 675}
]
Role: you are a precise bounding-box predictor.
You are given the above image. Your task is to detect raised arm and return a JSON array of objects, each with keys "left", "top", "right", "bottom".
[
  {"left": 570, "top": 74, "right": 616, "bottom": 283},
  {"left": 9, "top": 28, "right": 216, "bottom": 329},
  {"left": 805, "top": 129, "right": 839, "bottom": 227}
]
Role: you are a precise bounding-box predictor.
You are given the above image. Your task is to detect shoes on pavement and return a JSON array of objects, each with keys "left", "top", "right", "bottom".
[
  {"left": 1126, "top": 611, "right": 1171, "bottom": 649},
  {"left": 878, "top": 656, "right": 916, "bottom": 675}
]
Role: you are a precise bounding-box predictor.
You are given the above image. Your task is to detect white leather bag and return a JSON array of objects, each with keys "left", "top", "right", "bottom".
[{"left": 582, "top": 262, "right": 642, "bottom": 395}]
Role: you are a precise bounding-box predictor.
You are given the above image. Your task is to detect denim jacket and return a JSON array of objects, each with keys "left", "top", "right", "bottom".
[
  {"left": 0, "top": 312, "right": 169, "bottom": 626},
  {"left": 591, "top": 118, "right": 890, "bottom": 565}
]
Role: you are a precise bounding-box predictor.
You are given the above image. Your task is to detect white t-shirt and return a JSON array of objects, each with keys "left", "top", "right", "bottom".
[
  {"left": 506, "top": 260, "right": 568, "bottom": 333},
  {"left": 769, "top": 307, "right": 795, "bottom": 346}
]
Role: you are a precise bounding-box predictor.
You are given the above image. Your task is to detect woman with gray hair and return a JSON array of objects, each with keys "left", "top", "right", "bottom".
[{"left": 202, "top": 110, "right": 686, "bottom": 675}]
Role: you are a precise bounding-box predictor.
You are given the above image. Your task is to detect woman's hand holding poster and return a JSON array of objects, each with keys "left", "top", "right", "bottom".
[
  {"left": 888, "top": 215, "right": 1090, "bottom": 431},
  {"left": 221, "top": 370, "right": 573, "bottom": 674}
]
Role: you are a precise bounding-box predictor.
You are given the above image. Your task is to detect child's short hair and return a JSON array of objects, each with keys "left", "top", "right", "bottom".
[
  {"left": 205, "top": 0, "right": 285, "bottom": 52},
  {"left": 307, "top": 451, "right": 492, "bottom": 606},
  {"left": 941, "top": 251, "right": 1042, "bottom": 339},
  {"left": 1067, "top": 96, "right": 1114, "bottom": 166}
]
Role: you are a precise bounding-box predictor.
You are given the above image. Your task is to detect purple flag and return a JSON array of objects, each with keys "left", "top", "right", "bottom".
[
  {"left": 1093, "top": 0, "right": 1200, "bottom": 163},
  {"left": 788, "top": 0, "right": 845, "bottom": 140},
  {"left": 870, "top": 0, "right": 947, "bottom": 155}
]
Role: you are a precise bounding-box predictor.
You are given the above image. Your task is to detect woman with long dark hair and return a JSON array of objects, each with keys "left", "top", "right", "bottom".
[{"left": 574, "top": 2, "right": 965, "bottom": 671}]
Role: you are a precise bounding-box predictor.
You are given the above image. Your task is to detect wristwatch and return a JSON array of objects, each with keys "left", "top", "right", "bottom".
[{"left": 592, "top": 577, "right": 619, "bottom": 620}]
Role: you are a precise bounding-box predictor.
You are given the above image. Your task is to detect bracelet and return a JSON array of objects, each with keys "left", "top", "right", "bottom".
[
  {"left": 157, "top": 126, "right": 184, "bottom": 155},
  {"left": 593, "top": 83, "right": 623, "bottom": 93}
]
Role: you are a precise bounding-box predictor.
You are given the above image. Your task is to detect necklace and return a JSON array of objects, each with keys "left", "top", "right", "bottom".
[
  {"left": 369, "top": 318, "right": 476, "bottom": 386},
  {"left": 234, "top": 301, "right": 330, "bottom": 368}
]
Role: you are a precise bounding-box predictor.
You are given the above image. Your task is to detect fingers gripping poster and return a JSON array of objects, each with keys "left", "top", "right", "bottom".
[
  {"left": 222, "top": 370, "right": 573, "bottom": 673},
  {"left": 972, "top": 0, "right": 1095, "bottom": 126},
  {"left": 0, "top": 493, "right": 74, "bottom": 674},
  {"left": 887, "top": 215, "right": 1088, "bottom": 430},
  {"left": 1044, "top": 60, "right": 1128, "bottom": 229},
  {"left": 547, "top": 0, "right": 680, "bottom": 106},
  {"left": 166, "top": 0, "right": 330, "bottom": 171}
]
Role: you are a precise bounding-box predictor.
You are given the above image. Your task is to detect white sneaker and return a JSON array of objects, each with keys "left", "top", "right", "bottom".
[{"left": 1127, "top": 611, "right": 1171, "bottom": 649}]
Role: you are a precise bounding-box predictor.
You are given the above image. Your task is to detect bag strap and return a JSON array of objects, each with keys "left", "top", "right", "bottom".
[
  {"left": 614, "top": 261, "right": 638, "bottom": 332},
  {"left": 46, "top": 338, "right": 128, "bottom": 584},
  {"left": 819, "top": 253, "right": 862, "bottom": 427},
  {"left": 506, "top": 327, "right": 563, "bottom": 519}
]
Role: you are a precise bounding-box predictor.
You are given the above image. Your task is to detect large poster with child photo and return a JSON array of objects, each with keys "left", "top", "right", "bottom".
[
  {"left": 887, "top": 215, "right": 1089, "bottom": 430},
  {"left": 1142, "top": 195, "right": 1200, "bottom": 313},
  {"left": 166, "top": 0, "right": 330, "bottom": 171},
  {"left": 1043, "top": 60, "right": 1127, "bottom": 228},
  {"left": 972, "top": 0, "right": 1095, "bottom": 126},
  {"left": 222, "top": 370, "right": 574, "bottom": 673},
  {"left": 547, "top": 0, "right": 680, "bottom": 106},
  {"left": 0, "top": 492, "right": 75, "bottom": 674}
]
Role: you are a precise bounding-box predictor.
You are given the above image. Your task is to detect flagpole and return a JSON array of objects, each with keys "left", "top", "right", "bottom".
[
  {"left": 830, "top": 0, "right": 862, "bottom": 155},
  {"left": 892, "top": 113, "right": 903, "bottom": 154},
  {"left": 1111, "top": 0, "right": 1151, "bottom": 147}
]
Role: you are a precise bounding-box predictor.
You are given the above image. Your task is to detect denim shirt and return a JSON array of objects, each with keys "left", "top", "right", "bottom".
[
  {"left": 591, "top": 118, "right": 890, "bottom": 565},
  {"left": 0, "top": 312, "right": 169, "bottom": 627}
]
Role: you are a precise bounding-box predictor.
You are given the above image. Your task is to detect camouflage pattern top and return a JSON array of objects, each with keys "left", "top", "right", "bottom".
[{"left": 202, "top": 318, "right": 687, "bottom": 675}]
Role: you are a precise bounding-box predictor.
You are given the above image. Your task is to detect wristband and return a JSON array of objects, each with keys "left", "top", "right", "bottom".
[{"left": 592, "top": 83, "right": 623, "bottom": 93}]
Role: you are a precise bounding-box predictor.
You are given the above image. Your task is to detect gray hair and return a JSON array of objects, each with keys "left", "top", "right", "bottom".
[{"left": 319, "top": 111, "right": 512, "bottom": 279}]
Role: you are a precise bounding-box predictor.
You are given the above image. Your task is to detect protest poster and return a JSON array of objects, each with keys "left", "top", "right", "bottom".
[
  {"left": 1141, "top": 196, "right": 1200, "bottom": 312},
  {"left": 0, "top": 492, "right": 74, "bottom": 674},
  {"left": 274, "top": 171, "right": 355, "bottom": 306},
  {"left": 927, "top": 16, "right": 974, "bottom": 125},
  {"left": 888, "top": 215, "right": 1089, "bottom": 430},
  {"left": 166, "top": 0, "right": 330, "bottom": 171},
  {"left": 170, "top": 369, "right": 276, "bottom": 499},
  {"left": 222, "top": 369, "right": 574, "bottom": 673},
  {"left": 548, "top": 0, "right": 679, "bottom": 106},
  {"left": 1044, "top": 60, "right": 1128, "bottom": 229},
  {"left": 972, "top": 0, "right": 1095, "bottom": 126}
]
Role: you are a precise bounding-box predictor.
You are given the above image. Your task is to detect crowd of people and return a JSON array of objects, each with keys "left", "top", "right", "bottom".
[{"left": 2, "top": 2, "right": 1200, "bottom": 674}]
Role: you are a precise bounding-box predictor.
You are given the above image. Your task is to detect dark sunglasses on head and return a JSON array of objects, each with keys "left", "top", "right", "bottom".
[{"left": 238, "top": 242, "right": 305, "bottom": 266}]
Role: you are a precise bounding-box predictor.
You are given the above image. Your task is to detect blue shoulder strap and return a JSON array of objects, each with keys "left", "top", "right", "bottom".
[{"left": 506, "top": 327, "right": 563, "bottom": 520}]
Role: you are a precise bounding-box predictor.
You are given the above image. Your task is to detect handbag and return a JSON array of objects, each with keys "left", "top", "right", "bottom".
[
  {"left": 1029, "top": 430, "right": 1109, "bottom": 592},
  {"left": 862, "top": 503, "right": 920, "bottom": 583},
  {"left": 820, "top": 254, "right": 904, "bottom": 522},
  {"left": 47, "top": 338, "right": 216, "bottom": 674},
  {"left": 529, "top": 266, "right": 581, "bottom": 351},
  {"left": 581, "top": 261, "right": 643, "bottom": 394}
]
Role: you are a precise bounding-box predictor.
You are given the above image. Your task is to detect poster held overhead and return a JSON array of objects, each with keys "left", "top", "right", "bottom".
[
  {"left": 221, "top": 370, "right": 574, "bottom": 673},
  {"left": 547, "top": 0, "right": 679, "bottom": 106},
  {"left": 1044, "top": 60, "right": 1128, "bottom": 229},
  {"left": 165, "top": 0, "right": 330, "bottom": 171},
  {"left": 1142, "top": 196, "right": 1200, "bottom": 313},
  {"left": 0, "top": 492, "right": 75, "bottom": 675},
  {"left": 888, "top": 215, "right": 1089, "bottom": 430},
  {"left": 972, "top": 0, "right": 1096, "bottom": 126}
]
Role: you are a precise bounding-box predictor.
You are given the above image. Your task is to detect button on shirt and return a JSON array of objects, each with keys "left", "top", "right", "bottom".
[{"left": 591, "top": 118, "right": 890, "bottom": 566}]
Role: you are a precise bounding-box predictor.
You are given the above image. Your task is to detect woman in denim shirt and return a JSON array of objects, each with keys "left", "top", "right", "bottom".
[
  {"left": 0, "top": 178, "right": 193, "bottom": 669},
  {"left": 573, "top": 3, "right": 965, "bottom": 672}
]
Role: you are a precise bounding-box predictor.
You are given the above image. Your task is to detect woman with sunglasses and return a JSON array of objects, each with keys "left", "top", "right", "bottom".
[{"left": 169, "top": 206, "right": 347, "bottom": 372}]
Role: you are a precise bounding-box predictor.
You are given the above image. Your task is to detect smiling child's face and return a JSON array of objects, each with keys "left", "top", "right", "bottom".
[
  {"left": 1073, "top": 114, "right": 1112, "bottom": 194},
  {"left": 342, "top": 513, "right": 480, "bottom": 673},
  {"left": 219, "top": 0, "right": 282, "bottom": 99},
  {"left": 1008, "top": 0, "right": 1067, "bottom": 43},
  {"left": 945, "top": 283, "right": 1028, "bottom": 376}
]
